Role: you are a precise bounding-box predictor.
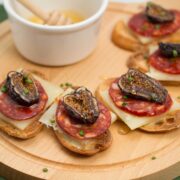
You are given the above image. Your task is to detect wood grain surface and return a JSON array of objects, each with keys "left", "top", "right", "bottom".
[{"left": 0, "top": 0, "right": 180, "bottom": 179}]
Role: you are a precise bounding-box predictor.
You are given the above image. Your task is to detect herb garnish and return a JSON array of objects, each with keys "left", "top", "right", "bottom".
[
  {"left": 128, "top": 76, "right": 134, "bottom": 82},
  {"left": 147, "top": 2, "right": 153, "bottom": 7},
  {"left": 123, "top": 95, "right": 128, "bottom": 99},
  {"left": 23, "top": 88, "right": 29, "bottom": 95},
  {"left": 122, "top": 102, "right": 127, "bottom": 107},
  {"left": 50, "top": 119, "right": 55, "bottom": 125},
  {"left": 142, "top": 24, "right": 148, "bottom": 31},
  {"left": 60, "top": 82, "right": 72, "bottom": 88},
  {"left": 143, "top": 53, "right": 149, "bottom": 60},
  {"left": 23, "top": 76, "right": 33, "bottom": 84},
  {"left": 79, "top": 130, "right": 85, "bottom": 137},
  {"left": 151, "top": 156, "right": 156, "bottom": 160},
  {"left": 155, "top": 24, "right": 161, "bottom": 30},
  {"left": 42, "top": 168, "right": 48, "bottom": 173},
  {"left": 173, "top": 50, "right": 178, "bottom": 57},
  {"left": 1, "top": 85, "right": 7, "bottom": 93}
]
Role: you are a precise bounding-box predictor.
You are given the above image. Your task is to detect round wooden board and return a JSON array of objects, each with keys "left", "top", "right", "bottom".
[{"left": 0, "top": 1, "right": 180, "bottom": 179}]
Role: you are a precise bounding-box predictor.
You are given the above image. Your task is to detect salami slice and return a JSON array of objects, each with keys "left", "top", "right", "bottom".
[
  {"left": 149, "top": 50, "right": 180, "bottom": 74},
  {"left": 128, "top": 10, "right": 180, "bottom": 37},
  {"left": 109, "top": 79, "right": 172, "bottom": 117},
  {"left": 0, "top": 80, "right": 48, "bottom": 120},
  {"left": 56, "top": 101, "right": 111, "bottom": 140}
]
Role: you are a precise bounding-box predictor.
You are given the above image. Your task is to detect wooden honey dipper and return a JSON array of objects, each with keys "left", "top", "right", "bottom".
[{"left": 17, "top": 0, "right": 72, "bottom": 25}]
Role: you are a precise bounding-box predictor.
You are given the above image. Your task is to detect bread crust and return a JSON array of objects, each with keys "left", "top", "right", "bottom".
[
  {"left": 55, "top": 129, "right": 112, "bottom": 156},
  {"left": 0, "top": 119, "right": 43, "bottom": 139},
  {"left": 140, "top": 110, "right": 180, "bottom": 133},
  {"left": 96, "top": 78, "right": 180, "bottom": 133},
  {"left": 112, "top": 20, "right": 180, "bottom": 52},
  {"left": 112, "top": 20, "right": 143, "bottom": 52},
  {"left": 127, "top": 50, "right": 149, "bottom": 73}
]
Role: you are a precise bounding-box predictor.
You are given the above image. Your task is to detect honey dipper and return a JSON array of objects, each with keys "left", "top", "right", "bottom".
[{"left": 17, "top": 0, "right": 72, "bottom": 25}]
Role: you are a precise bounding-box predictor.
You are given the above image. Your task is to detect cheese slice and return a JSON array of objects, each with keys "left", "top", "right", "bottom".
[
  {"left": 0, "top": 74, "right": 63, "bottom": 130},
  {"left": 99, "top": 88, "right": 180, "bottom": 130},
  {"left": 33, "top": 74, "right": 63, "bottom": 107},
  {"left": 135, "top": 34, "right": 153, "bottom": 44},
  {"left": 148, "top": 44, "right": 158, "bottom": 54},
  {"left": 147, "top": 65, "right": 180, "bottom": 81},
  {"left": 39, "top": 88, "right": 117, "bottom": 128}
]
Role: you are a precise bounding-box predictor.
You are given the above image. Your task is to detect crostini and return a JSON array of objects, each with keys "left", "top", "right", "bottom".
[
  {"left": 0, "top": 70, "right": 63, "bottom": 139},
  {"left": 96, "top": 69, "right": 180, "bottom": 133},
  {"left": 40, "top": 86, "right": 117, "bottom": 155},
  {"left": 112, "top": 2, "right": 180, "bottom": 51},
  {"left": 128, "top": 42, "right": 180, "bottom": 85}
]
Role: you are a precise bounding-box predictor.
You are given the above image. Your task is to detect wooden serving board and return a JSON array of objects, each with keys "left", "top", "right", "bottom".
[{"left": 0, "top": 1, "right": 180, "bottom": 179}]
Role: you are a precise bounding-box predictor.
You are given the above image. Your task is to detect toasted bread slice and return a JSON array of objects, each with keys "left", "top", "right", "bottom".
[
  {"left": 39, "top": 88, "right": 115, "bottom": 155},
  {"left": 127, "top": 49, "right": 180, "bottom": 85},
  {"left": 0, "top": 118, "right": 43, "bottom": 139},
  {"left": 55, "top": 129, "right": 112, "bottom": 156},
  {"left": 112, "top": 20, "right": 180, "bottom": 52},
  {"left": 96, "top": 78, "right": 180, "bottom": 133}
]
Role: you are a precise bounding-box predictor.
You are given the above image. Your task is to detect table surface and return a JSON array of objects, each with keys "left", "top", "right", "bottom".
[{"left": 0, "top": 0, "right": 179, "bottom": 179}]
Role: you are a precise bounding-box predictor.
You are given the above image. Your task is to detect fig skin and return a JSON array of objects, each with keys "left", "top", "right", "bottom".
[
  {"left": 5, "top": 71, "right": 39, "bottom": 106},
  {"left": 63, "top": 87, "right": 99, "bottom": 124},
  {"left": 159, "top": 42, "right": 180, "bottom": 58},
  {"left": 118, "top": 69, "right": 168, "bottom": 104},
  {"left": 145, "top": 2, "right": 175, "bottom": 23}
]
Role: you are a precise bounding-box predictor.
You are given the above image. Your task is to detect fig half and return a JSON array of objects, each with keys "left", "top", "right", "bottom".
[
  {"left": 118, "top": 69, "right": 168, "bottom": 104},
  {"left": 145, "top": 2, "right": 175, "bottom": 23},
  {"left": 5, "top": 71, "right": 39, "bottom": 106},
  {"left": 63, "top": 87, "right": 99, "bottom": 124},
  {"left": 159, "top": 42, "right": 180, "bottom": 58}
]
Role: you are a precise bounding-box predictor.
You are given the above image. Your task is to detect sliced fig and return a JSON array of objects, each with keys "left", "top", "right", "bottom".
[
  {"left": 145, "top": 2, "right": 175, "bottom": 23},
  {"left": 63, "top": 87, "right": 99, "bottom": 124},
  {"left": 118, "top": 69, "right": 168, "bottom": 104},
  {"left": 159, "top": 42, "right": 180, "bottom": 58},
  {"left": 5, "top": 71, "right": 39, "bottom": 106}
]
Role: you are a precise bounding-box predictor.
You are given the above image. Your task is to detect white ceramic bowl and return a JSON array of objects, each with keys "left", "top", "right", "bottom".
[{"left": 4, "top": 0, "right": 108, "bottom": 66}]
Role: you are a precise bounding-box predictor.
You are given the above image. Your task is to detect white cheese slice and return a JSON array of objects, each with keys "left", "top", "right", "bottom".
[
  {"left": 147, "top": 65, "right": 180, "bottom": 81},
  {"left": 135, "top": 34, "right": 152, "bottom": 44},
  {"left": 148, "top": 45, "right": 158, "bottom": 55},
  {"left": 136, "top": 34, "right": 153, "bottom": 44},
  {"left": 33, "top": 74, "right": 63, "bottom": 107},
  {"left": 0, "top": 75, "right": 63, "bottom": 130},
  {"left": 0, "top": 112, "right": 36, "bottom": 130},
  {"left": 99, "top": 89, "right": 180, "bottom": 130}
]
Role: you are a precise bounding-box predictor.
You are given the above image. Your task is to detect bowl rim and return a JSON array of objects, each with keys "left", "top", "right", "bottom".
[{"left": 4, "top": 0, "right": 109, "bottom": 32}]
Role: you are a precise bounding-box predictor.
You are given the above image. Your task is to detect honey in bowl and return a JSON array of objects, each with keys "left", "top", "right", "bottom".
[{"left": 29, "top": 10, "right": 85, "bottom": 24}]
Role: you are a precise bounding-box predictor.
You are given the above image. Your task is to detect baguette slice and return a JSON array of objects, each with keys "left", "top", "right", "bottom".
[
  {"left": 96, "top": 78, "right": 180, "bottom": 133},
  {"left": 39, "top": 88, "right": 116, "bottom": 155},
  {"left": 0, "top": 71, "right": 63, "bottom": 139},
  {"left": 112, "top": 20, "right": 180, "bottom": 52}
]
